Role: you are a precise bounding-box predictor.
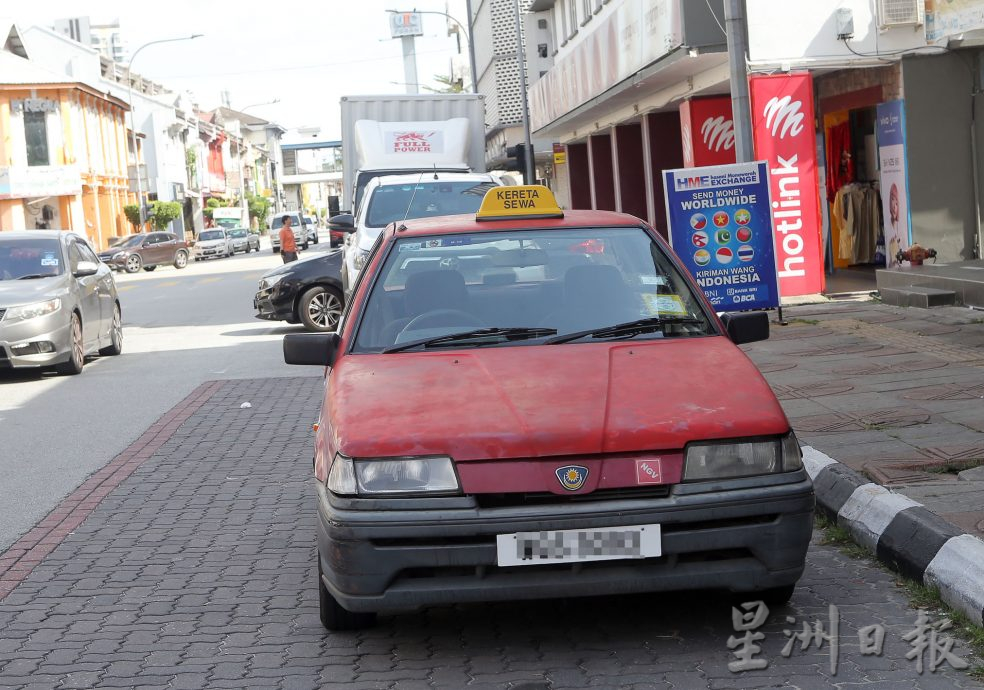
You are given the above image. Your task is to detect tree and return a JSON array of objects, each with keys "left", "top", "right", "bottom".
[
  {"left": 150, "top": 201, "right": 183, "bottom": 231},
  {"left": 246, "top": 193, "right": 271, "bottom": 230},
  {"left": 422, "top": 73, "right": 464, "bottom": 94},
  {"left": 123, "top": 204, "right": 142, "bottom": 230}
]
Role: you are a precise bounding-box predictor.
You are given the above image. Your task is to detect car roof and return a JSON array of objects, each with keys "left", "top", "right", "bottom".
[
  {"left": 0, "top": 230, "right": 75, "bottom": 241},
  {"left": 371, "top": 171, "right": 498, "bottom": 187},
  {"left": 382, "top": 209, "right": 647, "bottom": 239}
]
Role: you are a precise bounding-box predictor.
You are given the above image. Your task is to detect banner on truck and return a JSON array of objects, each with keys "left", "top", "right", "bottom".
[
  {"left": 663, "top": 161, "right": 780, "bottom": 311},
  {"left": 876, "top": 100, "right": 912, "bottom": 267},
  {"left": 749, "top": 72, "right": 825, "bottom": 296}
]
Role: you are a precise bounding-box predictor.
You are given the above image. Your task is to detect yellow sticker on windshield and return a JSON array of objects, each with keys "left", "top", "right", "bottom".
[
  {"left": 642, "top": 294, "right": 688, "bottom": 316},
  {"left": 476, "top": 185, "right": 564, "bottom": 221}
]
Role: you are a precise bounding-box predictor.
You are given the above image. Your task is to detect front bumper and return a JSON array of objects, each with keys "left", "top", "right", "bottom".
[
  {"left": 194, "top": 246, "right": 226, "bottom": 258},
  {"left": 253, "top": 285, "right": 295, "bottom": 322},
  {"left": 0, "top": 310, "right": 73, "bottom": 368},
  {"left": 317, "top": 471, "right": 815, "bottom": 612}
]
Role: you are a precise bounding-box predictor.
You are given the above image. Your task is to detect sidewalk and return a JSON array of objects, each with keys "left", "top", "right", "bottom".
[{"left": 744, "top": 299, "right": 984, "bottom": 539}]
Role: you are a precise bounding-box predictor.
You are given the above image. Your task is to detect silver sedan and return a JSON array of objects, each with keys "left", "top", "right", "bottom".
[
  {"left": 0, "top": 231, "right": 122, "bottom": 375},
  {"left": 227, "top": 227, "right": 261, "bottom": 254}
]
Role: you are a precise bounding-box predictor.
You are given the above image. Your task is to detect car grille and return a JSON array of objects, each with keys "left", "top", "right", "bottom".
[{"left": 473, "top": 485, "right": 672, "bottom": 509}]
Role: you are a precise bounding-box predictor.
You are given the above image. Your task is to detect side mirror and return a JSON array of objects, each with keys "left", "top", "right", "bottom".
[
  {"left": 74, "top": 261, "right": 100, "bottom": 277},
  {"left": 721, "top": 311, "right": 770, "bottom": 345},
  {"left": 328, "top": 213, "right": 355, "bottom": 233},
  {"left": 284, "top": 333, "right": 341, "bottom": 367}
]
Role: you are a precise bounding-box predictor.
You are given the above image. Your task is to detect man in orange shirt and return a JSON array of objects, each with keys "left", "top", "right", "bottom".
[{"left": 279, "top": 215, "right": 298, "bottom": 263}]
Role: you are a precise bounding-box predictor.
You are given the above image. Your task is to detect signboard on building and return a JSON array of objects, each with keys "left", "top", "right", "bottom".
[
  {"left": 680, "top": 97, "right": 736, "bottom": 168},
  {"left": 663, "top": 161, "right": 780, "bottom": 311},
  {"left": 749, "top": 72, "right": 825, "bottom": 296},
  {"left": 876, "top": 100, "right": 913, "bottom": 267},
  {"left": 552, "top": 143, "right": 566, "bottom": 165},
  {"left": 389, "top": 12, "right": 424, "bottom": 38},
  {"left": 926, "top": 0, "right": 984, "bottom": 43},
  {"left": 0, "top": 165, "right": 82, "bottom": 200}
]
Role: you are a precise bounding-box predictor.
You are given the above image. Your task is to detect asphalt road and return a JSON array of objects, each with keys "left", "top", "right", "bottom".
[{"left": 0, "top": 234, "right": 334, "bottom": 551}]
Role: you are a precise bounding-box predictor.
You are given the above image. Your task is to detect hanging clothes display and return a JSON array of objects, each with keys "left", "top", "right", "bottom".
[{"left": 833, "top": 183, "right": 881, "bottom": 264}]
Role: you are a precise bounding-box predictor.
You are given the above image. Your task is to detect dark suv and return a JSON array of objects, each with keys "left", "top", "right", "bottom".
[{"left": 98, "top": 232, "right": 190, "bottom": 273}]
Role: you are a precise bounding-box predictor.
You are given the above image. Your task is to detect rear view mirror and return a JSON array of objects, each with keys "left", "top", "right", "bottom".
[
  {"left": 284, "top": 333, "right": 341, "bottom": 367},
  {"left": 720, "top": 311, "right": 769, "bottom": 345},
  {"left": 328, "top": 213, "right": 355, "bottom": 233}
]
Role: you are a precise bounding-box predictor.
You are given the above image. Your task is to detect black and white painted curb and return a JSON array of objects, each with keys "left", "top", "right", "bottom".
[{"left": 804, "top": 446, "right": 984, "bottom": 627}]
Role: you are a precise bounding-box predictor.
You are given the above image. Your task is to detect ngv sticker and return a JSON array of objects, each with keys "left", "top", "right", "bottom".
[
  {"left": 636, "top": 458, "right": 663, "bottom": 485},
  {"left": 555, "top": 465, "right": 588, "bottom": 491}
]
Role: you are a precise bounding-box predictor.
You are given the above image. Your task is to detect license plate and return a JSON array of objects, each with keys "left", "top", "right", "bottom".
[{"left": 496, "top": 524, "right": 661, "bottom": 567}]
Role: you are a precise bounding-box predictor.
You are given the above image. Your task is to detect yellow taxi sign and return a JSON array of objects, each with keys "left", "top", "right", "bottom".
[{"left": 476, "top": 184, "right": 564, "bottom": 221}]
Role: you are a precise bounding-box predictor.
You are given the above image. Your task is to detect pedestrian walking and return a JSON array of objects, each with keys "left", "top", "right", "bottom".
[{"left": 279, "top": 215, "right": 298, "bottom": 263}]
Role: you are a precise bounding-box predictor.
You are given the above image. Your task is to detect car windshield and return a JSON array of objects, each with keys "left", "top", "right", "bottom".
[
  {"left": 198, "top": 231, "right": 225, "bottom": 241},
  {"left": 352, "top": 227, "right": 715, "bottom": 353},
  {"left": 0, "top": 238, "right": 65, "bottom": 281},
  {"left": 365, "top": 181, "right": 498, "bottom": 228},
  {"left": 214, "top": 219, "right": 239, "bottom": 229},
  {"left": 271, "top": 216, "right": 300, "bottom": 230},
  {"left": 228, "top": 229, "right": 248, "bottom": 238}
]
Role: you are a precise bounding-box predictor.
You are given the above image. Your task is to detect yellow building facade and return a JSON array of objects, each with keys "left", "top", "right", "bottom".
[{"left": 0, "top": 51, "right": 131, "bottom": 250}]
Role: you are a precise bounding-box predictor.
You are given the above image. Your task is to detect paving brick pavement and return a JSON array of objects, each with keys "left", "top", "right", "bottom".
[{"left": 0, "top": 375, "right": 982, "bottom": 689}]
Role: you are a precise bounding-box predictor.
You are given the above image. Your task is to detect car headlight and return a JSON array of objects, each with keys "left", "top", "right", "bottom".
[
  {"left": 5, "top": 298, "right": 62, "bottom": 323},
  {"left": 258, "top": 274, "right": 286, "bottom": 291},
  {"left": 111, "top": 251, "right": 124, "bottom": 260},
  {"left": 326, "top": 453, "right": 460, "bottom": 496},
  {"left": 353, "top": 248, "right": 370, "bottom": 271},
  {"left": 683, "top": 433, "right": 802, "bottom": 481}
]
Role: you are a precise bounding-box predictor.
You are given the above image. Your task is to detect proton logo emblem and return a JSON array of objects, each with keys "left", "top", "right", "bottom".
[
  {"left": 555, "top": 465, "right": 588, "bottom": 491},
  {"left": 762, "top": 96, "right": 805, "bottom": 139}
]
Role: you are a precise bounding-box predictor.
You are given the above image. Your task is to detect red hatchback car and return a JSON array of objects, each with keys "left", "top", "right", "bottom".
[{"left": 285, "top": 186, "right": 814, "bottom": 630}]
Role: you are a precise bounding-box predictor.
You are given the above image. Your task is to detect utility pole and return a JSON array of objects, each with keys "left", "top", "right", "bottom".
[
  {"left": 724, "top": 0, "right": 753, "bottom": 163},
  {"left": 513, "top": 0, "right": 534, "bottom": 184},
  {"left": 401, "top": 36, "right": 419, "bottom": 94}
]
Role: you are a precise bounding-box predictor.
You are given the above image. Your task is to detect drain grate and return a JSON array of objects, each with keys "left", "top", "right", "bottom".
[
  {"left": 756, "top": 361, "right": 798, "bottom": 373},
  {"left": 838, "top": 360, "right": 949, "bottom": 376},
  {"left": 901, "top": 383, "right": 984, "bottom": 401},
  {"left": 773, "top": 382, "right": 854, "bottom": 399},
  {"left": 792, "top": 407, "right": 931, "bottom": 433}
]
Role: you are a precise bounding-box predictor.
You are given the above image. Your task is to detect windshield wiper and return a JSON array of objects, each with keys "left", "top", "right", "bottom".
[
  {"left": 382, "top": 327, "right": 557, "bottom": 353},
  {"left": 545, "top": 316, "right": 704, "bottom": 345},
  {"left": 16, "top": 274, "right": 50, "bottom": 280}
]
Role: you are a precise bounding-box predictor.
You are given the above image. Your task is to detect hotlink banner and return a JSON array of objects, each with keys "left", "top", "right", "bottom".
[
  {"left": 876, "top": 100, "right": 912, "bottom": 267},
  {"left": 663, "top": 161, "right": 780, "bottom": 311}
]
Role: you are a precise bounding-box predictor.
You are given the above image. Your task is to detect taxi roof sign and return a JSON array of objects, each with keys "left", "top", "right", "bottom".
[{"left": 476, "top": 184, "right": 564, "bottom": 221}]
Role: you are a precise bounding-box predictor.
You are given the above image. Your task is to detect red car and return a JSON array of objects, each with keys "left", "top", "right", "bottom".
[{"left": 285, "top": 186, "right": 813, "bottom": 630}]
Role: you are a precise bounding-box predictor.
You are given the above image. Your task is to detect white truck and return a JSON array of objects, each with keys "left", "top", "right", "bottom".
[
  {"left": 339, "top": 94, "right": 487, "bottom": 215},
  {"left": 211, "top": 207, "right": 249, "bottom": 230}
]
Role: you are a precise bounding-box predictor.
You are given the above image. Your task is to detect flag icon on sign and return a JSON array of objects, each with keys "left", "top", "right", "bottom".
[
  {"left": 735, "top": 209, "right": 751, "bottom": 225},
  {"left": 692, "top": 230, "right": 709, "bottom": 248},
  {"left": 736, "top": 227, "right": 752, "bottom": 242},
  {"left": 716, "top": 247, "right": 734, "bottom": 265},
  {"left": 715, "top": 229, "right": 731, "bottom": 244},
  {"left": 713, "top": 211, "right": 729, "bottom": 228},
  {"left": 694, "top": 250, "right": 711, "bottom": 266},
  {"left": 690, "top": 213, "right": 707, "bottom": 230},
  {"left": 738, "top": 245, "right": 755, "bottom": 262}
]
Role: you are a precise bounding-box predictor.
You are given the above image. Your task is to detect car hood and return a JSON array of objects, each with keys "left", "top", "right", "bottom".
[
  {"left": 259, "top": 250, "right": 342, "bottom": 281},
  {"left": 98, "top": 248, "right": 125, "bottom": 258},
  {"left": 0, "top": 276, "right": 67, "bottom": 307},
  {"left": 328, "top": 337, "right": 789, "bottom": 461}
]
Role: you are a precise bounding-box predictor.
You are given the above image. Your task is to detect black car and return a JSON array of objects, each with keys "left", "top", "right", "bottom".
[{"left": 254, "top": 249, "right": 344, "bottom": 332}]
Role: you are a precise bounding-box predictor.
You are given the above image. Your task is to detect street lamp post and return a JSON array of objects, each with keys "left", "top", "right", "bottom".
[
  {"left": 126, "top": 34, "right": 202, "bottom": 231},
  {"left": 386, "top": 9, "right": 478, "bottom": 93}
]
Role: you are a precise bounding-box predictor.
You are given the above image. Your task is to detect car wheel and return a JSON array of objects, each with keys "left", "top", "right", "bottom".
[
  {"left": 99, "top": 303, "right": 123, "bottom": 356},
  {"left": 302, "top": 242, "right": 309, "bottom": 250},
  {"left": 124, "top": 254, "right": 142, "bottom": 273},
  {"left": 272, "top": 247, "right": 279, "bottom": 254},
  {"left": 299, "top": 286, "right": 343, "bottom": 332},
  {"left": 143, "top": 265, "right": 157, "bottom": 272},
  {"left": 174, "top": 251, "right": 188, "bottom": 269},
  {"left": 55, "top": 313, "right": 84, "bottom": 375},
  {"left": 318, "top": 558, "right": 375, "bottom": 631},
  {"left": 245, "top": 245, "right": 251, "bottom": 254}
]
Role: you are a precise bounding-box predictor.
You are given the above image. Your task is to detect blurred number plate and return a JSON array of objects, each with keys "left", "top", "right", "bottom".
[{"left": 496, "top": 524, "right": 661, "bottom": 567}]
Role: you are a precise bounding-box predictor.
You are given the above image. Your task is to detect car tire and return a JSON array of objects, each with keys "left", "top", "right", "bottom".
[
  {"left": 318, "top": 558, "right": 375, "bottom": 631},
  {"left": 124, "top": 254, "right": 142, "bottom": 273},
  {"left": 143, "top": 265, "right": 157, "bottom": 272},
  {"left": 299, "top": 286, "right": 343, "bottom": 332},
  {"left": 302, "top": 241, "right": 309, "bottom": 250},
  {"left": 55, "top": 313, "right": 85, "bottom": 375},
  {"left": 245, "top": 245, "right": 251, "bottom": 254},
  {"left": 272, "top": 247, "right": 279, "bottom": 254},
  {"left": 174, "top": 251, "right": 189, "bottom": 269},
  {"left": 99, "top": 303, "right": 123, "bottom": 356}
]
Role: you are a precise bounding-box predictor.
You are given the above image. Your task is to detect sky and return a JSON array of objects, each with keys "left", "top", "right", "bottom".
[{"left": 16, "top": 0, "right": 471, "bottom": 139}]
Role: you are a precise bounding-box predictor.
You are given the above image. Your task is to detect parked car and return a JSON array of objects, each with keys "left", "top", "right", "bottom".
[
  {"left": 339, "top": 172, "right": 500, "bottom": 295},
  {"left": 1, "top": 231, "right": 122, "bottom": 375},
  {"left": 304, "top": 216, "right": 320, "bottom": 245},
  {"left": 226, "top": 228, "right": 260, "bottom": 254},
  {"left": 254, "top": 249, "right": 344, "bottom": 332},
  {"left": 98, "top": 232, "right": 190, "bottom": 273},
  {"left": 283, "top": 185, "right": 811, "bottom": 631},
  {"left": 193, "top": 229, "right": 234, "bottom": 261},
  {"left": 270, "top": 213, "right": 309, "bottom": 253}
]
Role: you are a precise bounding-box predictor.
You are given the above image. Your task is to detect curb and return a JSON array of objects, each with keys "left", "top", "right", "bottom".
[{"left": 804, "top": 445, "right": 984, "bottom": 626}]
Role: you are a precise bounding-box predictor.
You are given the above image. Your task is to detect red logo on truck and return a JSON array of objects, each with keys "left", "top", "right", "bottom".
[
  {"left": 750, "top": 73, "right": 824, "bottom": 296},
  {"left": 392, "top": 132, "right": 435, "bottom": 153}
]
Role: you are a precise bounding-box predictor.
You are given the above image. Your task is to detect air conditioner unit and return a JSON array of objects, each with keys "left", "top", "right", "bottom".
[{"left": 879, "top": 0, "right": 925, "bottom": 28}]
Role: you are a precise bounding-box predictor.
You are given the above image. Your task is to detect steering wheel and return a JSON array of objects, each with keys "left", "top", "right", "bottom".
[{"left": 401, "top": 309, "right": 484, "bottom": 335}]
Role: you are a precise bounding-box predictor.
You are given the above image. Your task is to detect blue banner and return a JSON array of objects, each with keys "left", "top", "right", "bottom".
[
  {"left": 876, "top": 100, "right": 912, "bottom": 266},
  {"left": 663, "top": 161, "right": 780, "bottom": 311}
]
